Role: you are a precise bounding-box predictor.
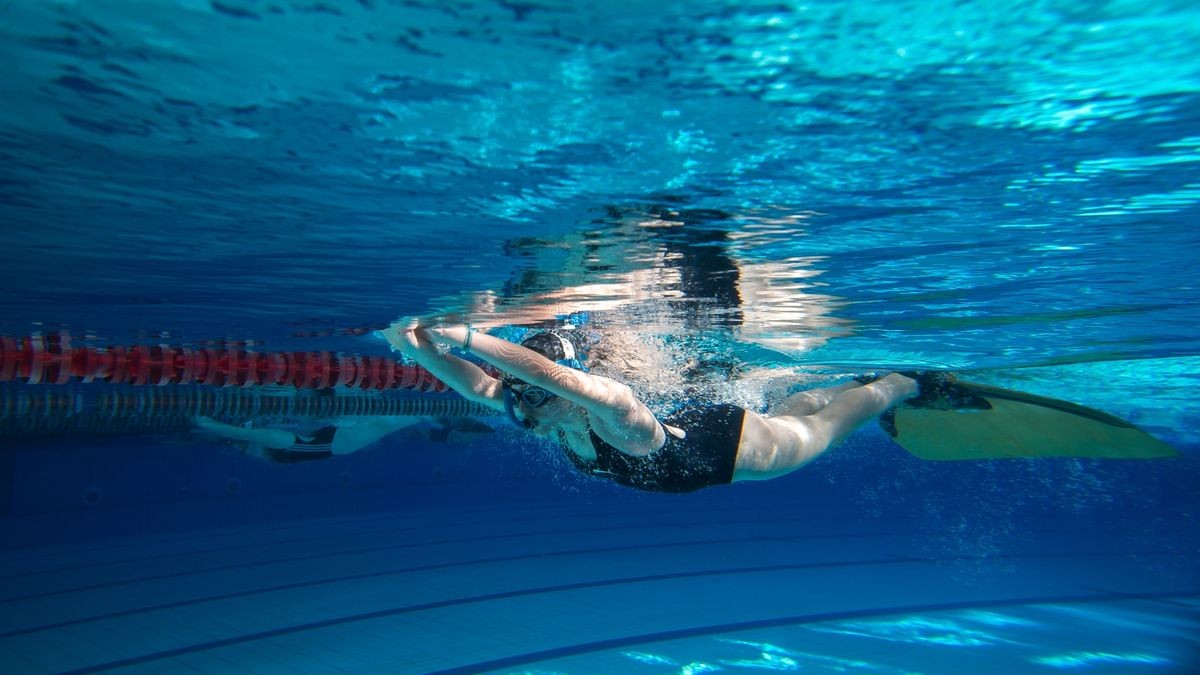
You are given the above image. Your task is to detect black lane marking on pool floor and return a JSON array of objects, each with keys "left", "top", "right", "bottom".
[
  {"left": 48, "top": 555, "right": 1196, "bottom": 674},
  {"left": 1082, "top": 585, "right": 1199, "bottom": 608},
  {"left": 54, "top": 557, "right": 929, "bottom": 674},
  {"left": 0, "top": 506, "right": 888, "bottom": 583},
  {"left": 0, "top": 534, "right": 779, "bottom": 637},
  {"left": 3, "top": 545, "right": 1185, "bottom": 639},
  {"left": 0, "top": 499, "right": 836, "bottom": 569},
  {"left": 0, "top": 504, "right": 711, "bottom": 577},
  {"left": 0, "top": 501, "right": 640, "bottom": 566},
  {"left": 1, "top": 511, "right": 1130, "bottom": 573},
  {"left": 0, "top": 522, "right": 927, "bottom": 604},
  {"left": 428, "top": 590, "right": 1200, "bottom": 675}
]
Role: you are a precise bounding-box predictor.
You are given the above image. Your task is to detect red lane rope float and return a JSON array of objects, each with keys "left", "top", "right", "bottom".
[{"left": 0, "top": 333, "right": 452, "bottom": 392}]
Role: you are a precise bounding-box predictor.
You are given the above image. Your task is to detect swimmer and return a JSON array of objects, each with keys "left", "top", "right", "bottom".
[
  {"left": 194, "top": 415, "right": 494, "bottom": 463},
  {"left": 379, "top": 320, "right": 921, "bottom": 492}
]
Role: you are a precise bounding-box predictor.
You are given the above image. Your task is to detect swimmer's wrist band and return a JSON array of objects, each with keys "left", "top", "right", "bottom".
[{"left": 463, "top": 324, "right": 474, "bottom": 353}]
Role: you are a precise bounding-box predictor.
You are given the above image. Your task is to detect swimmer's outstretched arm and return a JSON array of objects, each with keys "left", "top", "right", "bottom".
[
  {"left": 384, "top": 321, "right": 664, "bottom": 455},
  {"left": 378, "top": 322, "right": 506, "bottom": 412},
  {"left": 329, "top": 416, "right": 426, "bottom": 455}
]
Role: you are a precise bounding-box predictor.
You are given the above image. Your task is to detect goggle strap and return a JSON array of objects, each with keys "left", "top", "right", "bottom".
[{"left": 501, "top": 383, "right": 529, "bottom": 429}]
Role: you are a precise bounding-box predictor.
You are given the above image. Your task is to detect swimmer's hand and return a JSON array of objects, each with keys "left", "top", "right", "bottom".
[{"left": 378, "top": 318, "right": 424, "bottom": 355}]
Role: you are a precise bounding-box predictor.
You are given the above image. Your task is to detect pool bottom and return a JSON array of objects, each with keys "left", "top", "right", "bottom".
[
  {"left": 486, "top": 599, "right": 1199, "bottom": 675},
  {"left": 0, "top": 498, "right": 1195, "bottom": 673}
]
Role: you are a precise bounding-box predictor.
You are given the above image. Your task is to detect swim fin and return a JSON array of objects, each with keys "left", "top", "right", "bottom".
[{"left": 881, "top": 375, "right": 1179, "bottom": 460}]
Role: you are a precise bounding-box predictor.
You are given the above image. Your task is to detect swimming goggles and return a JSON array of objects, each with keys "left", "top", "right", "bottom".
[
  {"left": 507, "top": 381, "right": 557, "bottom": 408},
  {"left": 500, "top": 331, "right": 592, "bottom": 428},
  {"left": 502, "top": 380, "right": 557, "bottom": 429}
]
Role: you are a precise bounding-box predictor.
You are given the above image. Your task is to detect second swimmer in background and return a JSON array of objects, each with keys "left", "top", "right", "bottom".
[{"left": 195, "top": 413, "right": 495, "bottom": 463}]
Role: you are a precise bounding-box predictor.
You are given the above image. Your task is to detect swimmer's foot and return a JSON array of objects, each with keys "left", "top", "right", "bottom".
[{"left": 899, "top": 372, "right": 992, "bottom": 411}]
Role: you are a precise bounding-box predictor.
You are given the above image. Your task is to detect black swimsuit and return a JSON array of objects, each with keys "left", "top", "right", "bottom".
[
  {"left": 562, "top": 404, "right": 746, "bottom": 493},
  {"left": 263, "top": 425, "right": 338, "bottom": 463}
]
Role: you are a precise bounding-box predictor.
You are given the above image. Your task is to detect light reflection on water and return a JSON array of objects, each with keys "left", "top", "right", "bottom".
[
  {"left": 438, "top": 208, "right": 853, "bottom": 361},
  {"left": 593, "top": 604, "right": 1191, "bottom": 674},
  {"left": 0, "top": 0, "right": 1197, "bottom": 441}
]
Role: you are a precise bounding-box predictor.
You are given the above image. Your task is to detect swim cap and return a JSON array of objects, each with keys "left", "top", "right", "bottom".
[
  {"left": 521, "top": 331, "right": 571, "bottom": 361},
  {"left": 519, "top": 331, "right": 588, "bottom": 371}
]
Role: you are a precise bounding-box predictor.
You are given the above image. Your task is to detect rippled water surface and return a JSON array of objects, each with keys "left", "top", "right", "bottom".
[{"left": 2, "top": 0, "right": 1197, "bottom": 367}]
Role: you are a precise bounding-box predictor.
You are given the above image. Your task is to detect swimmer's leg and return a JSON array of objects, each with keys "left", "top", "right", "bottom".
[
  {"left": 733, "top": 373, "right": 917, "bottom": 481},
  {"left": 769, "top": 380, "right": 863, "bottom": 417},
  {"left": 330, "top": 416, "right": 423, "bottom": 455},
  {"left": 195, "top": 416, "right": 294, "bottom": 449}
]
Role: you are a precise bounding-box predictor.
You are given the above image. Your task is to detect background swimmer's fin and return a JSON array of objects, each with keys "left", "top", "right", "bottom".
[{"left": 881, "top": 379, "right": 1179, "bottom": 460}]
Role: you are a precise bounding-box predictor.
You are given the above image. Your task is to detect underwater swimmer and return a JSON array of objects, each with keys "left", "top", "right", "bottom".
[
  {"left": 380, "top": 320, "right": 920, "bottom": 492},
  {"left": 194, "top": 414, "right": 494, "bottom": 463}
]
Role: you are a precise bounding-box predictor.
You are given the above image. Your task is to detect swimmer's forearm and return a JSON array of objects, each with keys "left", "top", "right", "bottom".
[
  {"left": 428, "top": 326, "right": 652, "bottom": 428},
  {"left": 426, "top": 325, "right": 663, "bottom": 452},
  {"left": 382, "top": 324, "right": 504, "bottom": 410},
  {"left": 428, "top": 326, "right": 584, "bottom": 393}
]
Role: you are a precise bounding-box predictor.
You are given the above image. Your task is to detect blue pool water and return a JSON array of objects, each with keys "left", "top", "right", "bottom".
[{"left": 1, "top": 1, "right": 1198, "bottom": 672}]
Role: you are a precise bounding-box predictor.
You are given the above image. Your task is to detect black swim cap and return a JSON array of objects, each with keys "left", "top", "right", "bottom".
[{"left": 520, "top": 331, "right": 574, "bottom": 361}]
